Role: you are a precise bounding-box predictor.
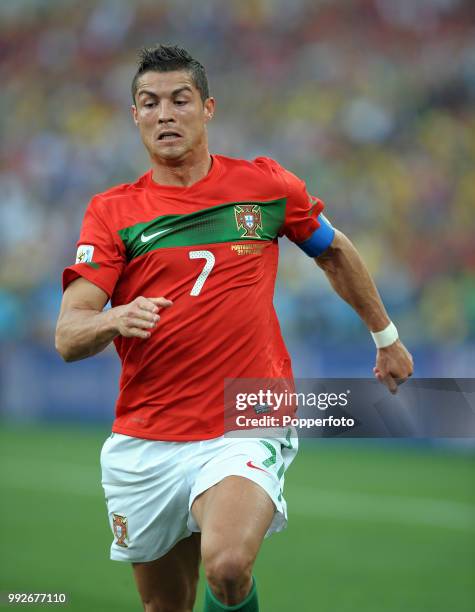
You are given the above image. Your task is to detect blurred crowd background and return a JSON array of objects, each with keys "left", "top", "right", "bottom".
[{"left": 0, "top": 0, "right": 474, "bottom": 421}]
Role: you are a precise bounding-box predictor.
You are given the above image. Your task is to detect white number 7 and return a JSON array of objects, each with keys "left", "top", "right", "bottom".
[{"left": 189, "top": 250, "right": 215, "bottom": 296}]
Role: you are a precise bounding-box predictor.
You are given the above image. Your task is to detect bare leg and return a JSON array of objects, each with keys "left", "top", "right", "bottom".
[
  {"left": 132, "top": 533, "right": 201, "bottom": 612},
  {"left": 192, "top": 476, "right": 274, "bottom": 606}
]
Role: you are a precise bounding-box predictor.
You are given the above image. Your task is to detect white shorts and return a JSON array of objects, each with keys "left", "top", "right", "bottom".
[{"left": 100, "top": 430, "right": 298, "bottom": 562}]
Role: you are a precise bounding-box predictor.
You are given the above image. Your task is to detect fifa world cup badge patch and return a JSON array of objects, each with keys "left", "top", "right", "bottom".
[
  {"left": 112, "top": 513, "right": 128, "bottom": 548},
  {"left": 75, "top": 244, "right": 94, "bottom": 264},
  {"left": 234, "top": 204, "right": 262, "bottom": 238}
]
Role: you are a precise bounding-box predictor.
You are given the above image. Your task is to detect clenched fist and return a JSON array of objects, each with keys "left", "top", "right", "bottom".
[
  {"left": 108, "top": 296, "right": 173, "bottom": 340},
  {"left": 374, "top": 339, "right": 414, "bottom": 394}
]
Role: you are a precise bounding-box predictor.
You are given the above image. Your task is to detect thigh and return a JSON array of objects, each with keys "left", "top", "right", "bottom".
[
  {"left": 188, "top": 433, "right": 298, "bottom": 539},
  {"left": 133, "top": 533, "right": 201, "bottom": 612},
  {"left": 192, "top": 475, "right": 274, "bottom": 562}
]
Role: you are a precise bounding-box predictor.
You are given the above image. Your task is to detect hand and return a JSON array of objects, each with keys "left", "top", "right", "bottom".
[
  {"left": 108, "top": 296, "right": 173, "bottom": 339},
  {"left": 373, "top": 339, "right": 413, "bottom": 394}
]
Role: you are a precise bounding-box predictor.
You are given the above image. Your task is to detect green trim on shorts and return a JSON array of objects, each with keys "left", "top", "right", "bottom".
[
  {"left": 283, "top": 428, "right": 293, "bottom": 449},
  {"left": 259, "top": 440, "right": 277, "bottom": 467}
]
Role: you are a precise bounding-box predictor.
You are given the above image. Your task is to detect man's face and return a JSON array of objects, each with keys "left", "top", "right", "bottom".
[{"left": 132, "top": 70, "right": 214, "bottom": 163}]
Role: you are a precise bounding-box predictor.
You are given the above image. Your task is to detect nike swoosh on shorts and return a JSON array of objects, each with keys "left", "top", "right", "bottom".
[{"left": 246, "top": 460, "right": 269, "bottom": 474}]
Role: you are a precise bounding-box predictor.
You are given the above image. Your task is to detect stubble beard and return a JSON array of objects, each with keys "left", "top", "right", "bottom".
[{"left": 148, "top": 136, "right": 189, "bottom": 164}]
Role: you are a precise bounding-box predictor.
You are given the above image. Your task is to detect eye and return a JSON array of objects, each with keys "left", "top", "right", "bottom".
[
  {"left": 144, "top": 102, "right": 156, "bottom": 108},
  {"left": 175, "top": 100, "right": 188, "bottom": 106}
]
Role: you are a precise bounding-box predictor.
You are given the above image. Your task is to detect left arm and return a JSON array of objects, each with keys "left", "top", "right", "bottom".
[{"left": 315, "top": 229, "right": 413, "bottom": 393}]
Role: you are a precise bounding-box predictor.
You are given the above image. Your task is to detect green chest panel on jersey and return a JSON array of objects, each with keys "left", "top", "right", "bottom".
[{"left": 118, "top": 198, "right": 286, "bottom": 260}]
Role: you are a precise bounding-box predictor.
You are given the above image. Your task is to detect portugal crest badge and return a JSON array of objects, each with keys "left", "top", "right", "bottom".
[
  {"left": 112, "top": 513, "right": 128, "bottom": 548},
  {"left": 234, "top": 204, "right": 263, "bottom": 239}
]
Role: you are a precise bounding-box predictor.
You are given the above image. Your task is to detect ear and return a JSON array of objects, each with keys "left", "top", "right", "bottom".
[
  {"left": 203, "top": 97, "right": 215, "bottom": 123},
  {"left": 131, "top": 105, "right": 139, "bottom": 126}
]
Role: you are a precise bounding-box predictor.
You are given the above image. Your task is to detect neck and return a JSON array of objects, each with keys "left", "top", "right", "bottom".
[{"left": 151, "top": 151, "right": 212, "bottom": 188}]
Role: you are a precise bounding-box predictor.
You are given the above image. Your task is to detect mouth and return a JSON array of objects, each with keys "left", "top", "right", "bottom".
[{"left": 157, "top": 131, "right": 182, "bottom": 142}]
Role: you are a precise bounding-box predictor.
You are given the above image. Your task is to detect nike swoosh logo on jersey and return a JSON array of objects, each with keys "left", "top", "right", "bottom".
[
  {"left": 140, "top": 228, "right": 173, "bottom": 243},
  {"left": 246, "top": 460, "right": 269, "bottom": 474}
]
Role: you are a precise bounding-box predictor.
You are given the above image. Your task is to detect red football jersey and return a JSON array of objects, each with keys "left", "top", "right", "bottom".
[{"left": 63, "top": 155, "right": 325, "bottom": 440}]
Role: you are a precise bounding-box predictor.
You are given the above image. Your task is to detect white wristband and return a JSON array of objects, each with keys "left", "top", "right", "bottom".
[{"left": 371, "top": 321, "right": 398, "bottom": 348}]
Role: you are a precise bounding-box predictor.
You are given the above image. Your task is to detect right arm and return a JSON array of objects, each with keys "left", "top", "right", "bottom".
[{"left": 55, "top": 277, "right": 172, "bottom": 362}]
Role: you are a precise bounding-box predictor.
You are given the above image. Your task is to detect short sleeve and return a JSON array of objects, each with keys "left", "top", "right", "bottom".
[
  {"left": 279, "top": 165, "right": 335, "bottom": 256},
  {"left": 62, "top": 196, "right": 125, "bottom": 297}
]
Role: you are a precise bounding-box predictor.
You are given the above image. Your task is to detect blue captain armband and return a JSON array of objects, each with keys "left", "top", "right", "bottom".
[{"left": 297, "top": 214, "right": 335, "bottom": 257}]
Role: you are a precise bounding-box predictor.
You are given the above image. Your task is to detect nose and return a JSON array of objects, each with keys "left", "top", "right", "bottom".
[{"left": 158, "top": 100, "right": 175, "bottom": 124}]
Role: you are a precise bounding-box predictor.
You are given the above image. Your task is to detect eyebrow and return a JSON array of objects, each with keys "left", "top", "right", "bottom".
[{"left": 137, "top": 86, "right": 193, "bottom": 99}]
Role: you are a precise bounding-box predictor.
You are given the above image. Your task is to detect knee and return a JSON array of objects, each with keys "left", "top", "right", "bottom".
[{"left": 204, "top": 548, "right": 253, "bottom": 591}]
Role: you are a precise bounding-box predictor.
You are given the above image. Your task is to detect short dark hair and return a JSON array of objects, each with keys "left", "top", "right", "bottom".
[{"left": 131, "top": 44, "right": 210, "bottom": 103}]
